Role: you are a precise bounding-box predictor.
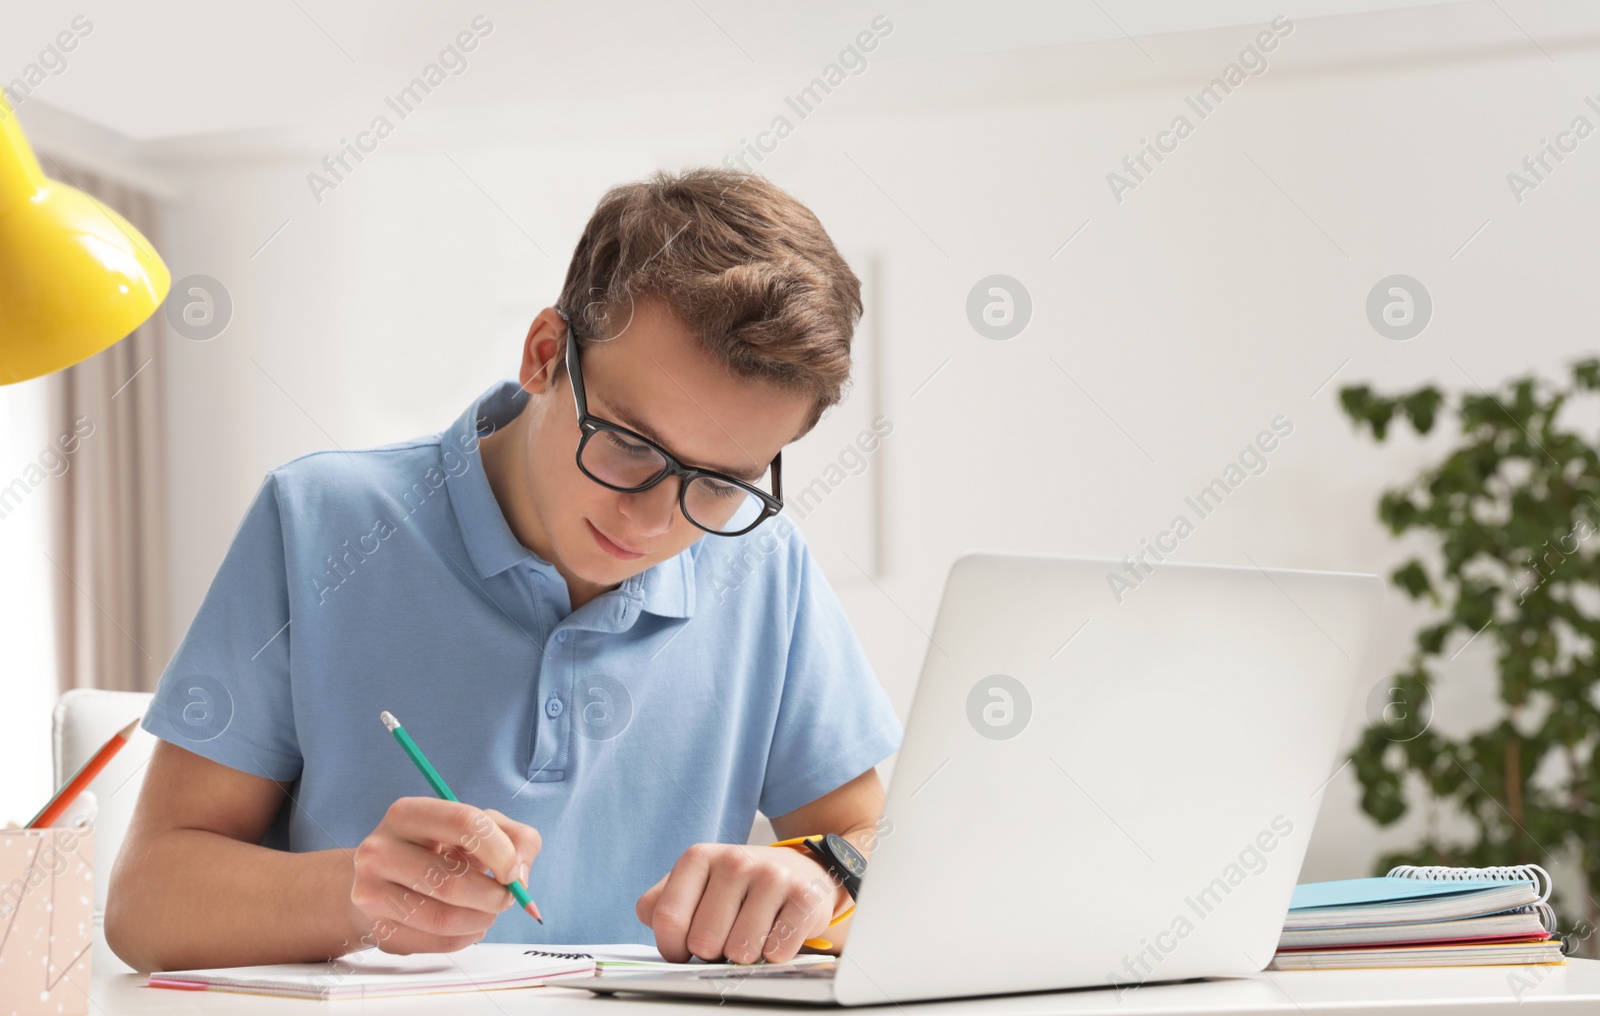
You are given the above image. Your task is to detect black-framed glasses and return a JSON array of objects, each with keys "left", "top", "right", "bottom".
[{"left": 556, "top": 310, "right": 784, "bottom": 537}]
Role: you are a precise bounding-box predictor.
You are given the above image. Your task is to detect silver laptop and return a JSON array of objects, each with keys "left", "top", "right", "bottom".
[{"left": 588, "top": 552, "right": 1382, "bottom": 1006}]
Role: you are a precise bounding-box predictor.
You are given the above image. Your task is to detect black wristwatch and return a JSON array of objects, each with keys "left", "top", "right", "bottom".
[{"left": 772, "top": 832, "right": 867, "bottom": 900}]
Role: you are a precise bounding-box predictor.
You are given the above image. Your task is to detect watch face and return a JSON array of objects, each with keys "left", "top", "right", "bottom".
[{"left": 824, "top": 832, "right": 867, "bottom": 877}]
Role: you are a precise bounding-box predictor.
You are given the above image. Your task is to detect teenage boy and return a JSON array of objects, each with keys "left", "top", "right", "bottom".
[{"left": 107, "top": 169, "right": 902, "bottom": 973}]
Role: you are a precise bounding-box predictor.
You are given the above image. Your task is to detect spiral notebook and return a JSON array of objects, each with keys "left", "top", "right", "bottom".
[
  {"left": 147, "top": 943, "right": 835, "bottom": 999},
  {"left": 146, "top": 944, "right": 598, "bottom": 1000},
  {"left": 525, "top": 944, "right": 835, "bottom": 974},
  {"left": 1271, "top": 864, "right": 1566, "bottom": 970}
]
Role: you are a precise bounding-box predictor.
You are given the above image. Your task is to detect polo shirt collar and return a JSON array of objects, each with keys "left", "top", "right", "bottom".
[{"left": 444, "top": 380, "right": 697, "bottom": 621}]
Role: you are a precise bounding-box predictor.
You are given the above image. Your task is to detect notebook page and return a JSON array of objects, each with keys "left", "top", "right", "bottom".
[
  {"left": 147, "top": 944, "right": 596, "bottom": 999},
  {"left": 526, "top": 943, "right": 836, "bottom": 971}
]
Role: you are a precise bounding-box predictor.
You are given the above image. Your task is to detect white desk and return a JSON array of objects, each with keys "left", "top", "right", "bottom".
[{"left": 89, "top": 935, "right": 1600, "bottom": 1013}]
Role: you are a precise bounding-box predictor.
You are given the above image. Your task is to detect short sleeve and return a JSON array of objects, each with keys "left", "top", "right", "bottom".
[
  {"left": 758, "top": 527, "right": 903, "bottom": 818},
  {"left": 141, "top": 473, "right": 302, "bottom": 782}
]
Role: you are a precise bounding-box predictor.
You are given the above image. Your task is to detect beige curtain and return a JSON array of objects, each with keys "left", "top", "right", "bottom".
[{"left": 39, "top": 150, "right": 170, "bottom": 694}]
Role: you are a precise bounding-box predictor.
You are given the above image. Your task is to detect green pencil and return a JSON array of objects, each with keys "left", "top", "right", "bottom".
[{"left": 379, "top": 710, "right": 543, "bottom": 924}]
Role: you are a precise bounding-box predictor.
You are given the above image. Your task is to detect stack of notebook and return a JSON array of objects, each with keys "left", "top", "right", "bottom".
[{"left": 1270, "top": 864, "right": 1566, "bottom": 971}]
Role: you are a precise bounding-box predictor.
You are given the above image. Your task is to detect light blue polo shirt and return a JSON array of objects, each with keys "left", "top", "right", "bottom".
[{"left": 142, "top": 380, "right": 902, "bottom": 946}]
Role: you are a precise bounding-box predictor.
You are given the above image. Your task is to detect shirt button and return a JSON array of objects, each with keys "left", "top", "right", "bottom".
[
  {"left": 555, "top": 631, "right": 568, "bottom": 642},
  {"left": 545, "top": 696, "right": 564, "bottom": 718}
]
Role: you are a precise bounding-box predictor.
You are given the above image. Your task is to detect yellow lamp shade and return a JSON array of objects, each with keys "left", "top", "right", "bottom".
[{"left": 0, "top": 95, "right": 170, "bottom": 386}]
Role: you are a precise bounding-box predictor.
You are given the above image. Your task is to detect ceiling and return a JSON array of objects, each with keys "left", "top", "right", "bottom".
[{"left": 2, "top": 0, "right": 1504, "bottom": 142}]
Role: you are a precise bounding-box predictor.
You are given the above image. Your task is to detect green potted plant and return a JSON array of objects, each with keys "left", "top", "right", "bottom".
[{"left": 1339, "top": 357, "right": 1600, "bottom": 955}]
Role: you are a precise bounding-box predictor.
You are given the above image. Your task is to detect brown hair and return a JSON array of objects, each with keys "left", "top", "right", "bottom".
[{"left": 554, "top": 168, "right": 862, "bottom": 440}]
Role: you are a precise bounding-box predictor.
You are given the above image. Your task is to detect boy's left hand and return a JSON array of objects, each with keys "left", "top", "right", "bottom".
[{"left": 636, "top": 843, "right": 845, "bottom": 964}]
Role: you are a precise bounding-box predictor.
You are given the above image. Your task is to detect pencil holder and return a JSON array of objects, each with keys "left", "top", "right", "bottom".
[{"left": 0, "top": 824, "right": 93, "bottom": 1016}]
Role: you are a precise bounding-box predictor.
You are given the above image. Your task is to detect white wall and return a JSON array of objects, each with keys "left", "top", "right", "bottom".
[
  {"left": 113, "top": 10, "right": 1600, "bottom": 885},
  {"left": 0, "top": 378, "right": 63, "bottom": 822}
]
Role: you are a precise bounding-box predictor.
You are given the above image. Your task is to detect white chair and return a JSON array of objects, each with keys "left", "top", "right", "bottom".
[{"left": 52, "top": 689, "right": 155, "bottom": 924}]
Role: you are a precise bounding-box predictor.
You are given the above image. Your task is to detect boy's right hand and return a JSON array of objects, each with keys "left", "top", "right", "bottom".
[{"left": 346, "top": 797, "right": 541, "bottom": 955}]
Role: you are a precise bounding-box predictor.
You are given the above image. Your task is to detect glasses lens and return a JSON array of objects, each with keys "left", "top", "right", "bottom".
[
  {"left": 582, "top": 428, "right": 668, "bottom": 488},
  {"left": 685, "top": 469, "right": 771, "bottom": 535}
]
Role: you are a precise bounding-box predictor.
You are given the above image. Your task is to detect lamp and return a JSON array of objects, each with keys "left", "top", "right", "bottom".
[{"left": 0, "top": 95, "right": 170, "bottom": 385}]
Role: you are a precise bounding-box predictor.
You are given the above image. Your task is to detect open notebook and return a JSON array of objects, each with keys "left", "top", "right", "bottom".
[
  {"left": 147, "top": 943, "right": 833, "bottom": 1000},
  {"left": 524, "top": 944, "right": 834, "bottom": 972}
]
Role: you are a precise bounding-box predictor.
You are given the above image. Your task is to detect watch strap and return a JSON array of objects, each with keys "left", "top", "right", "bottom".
[{"left": 769, "top": 835, "right": 858, "bottom": 949}]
